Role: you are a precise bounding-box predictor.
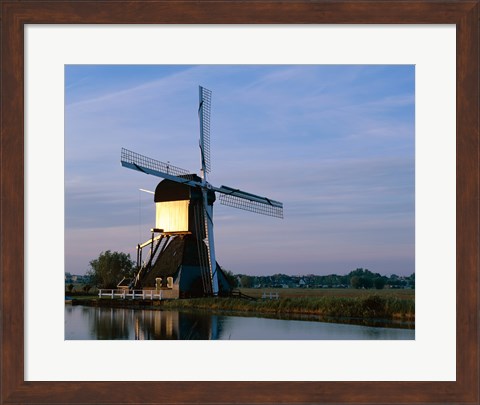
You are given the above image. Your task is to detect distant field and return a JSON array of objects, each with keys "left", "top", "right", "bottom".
[{"left": 238, "top": 287, "right": 415, "bottom": 301}]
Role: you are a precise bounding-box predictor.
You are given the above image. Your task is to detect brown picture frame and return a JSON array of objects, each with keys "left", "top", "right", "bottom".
[{"left": 1, "top": 1, "right": 478, "bottom": 404}]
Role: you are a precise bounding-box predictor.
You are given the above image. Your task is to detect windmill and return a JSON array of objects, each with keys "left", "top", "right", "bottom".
[{"left": 120, "top": 86, "right": 283, "bottom": 297}]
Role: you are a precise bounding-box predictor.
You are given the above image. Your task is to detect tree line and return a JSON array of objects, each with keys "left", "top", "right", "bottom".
[
  {"left": 79, "top": 251, "right": 414, "bottom": 290},
  {"left": 230, "top": 268, "right": 414, "bottom": 290}
]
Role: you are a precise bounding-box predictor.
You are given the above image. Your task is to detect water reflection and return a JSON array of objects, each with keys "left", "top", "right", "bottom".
[
  {"left": 66, "top": 306, "right": 221, "bottom": 340},
  {"left": 65, "top": 305, "right": 414, "bottom": 340},
  {"left": 134, "top": 309, "right": 222, "bottom": 340},
  {"left": 82, "top": 306, "right": 131, "bottom": 339}
]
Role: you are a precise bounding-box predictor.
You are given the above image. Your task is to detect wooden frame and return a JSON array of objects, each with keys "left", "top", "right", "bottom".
[{"left": 1, "top": 1, "right": 478, "bottom": 404}]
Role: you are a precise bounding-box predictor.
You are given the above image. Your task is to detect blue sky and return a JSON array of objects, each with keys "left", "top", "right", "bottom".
[{"left": 65, "top": 65, "right": 415, "bottom": 277}]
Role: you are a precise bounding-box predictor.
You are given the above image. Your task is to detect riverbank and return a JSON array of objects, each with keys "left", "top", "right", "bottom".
[
  {"left": 161, "top": 295, "right": 414, "bottom": 321},
  {"left": 70, "top": 294, "right": 414, "bottom": 322}
]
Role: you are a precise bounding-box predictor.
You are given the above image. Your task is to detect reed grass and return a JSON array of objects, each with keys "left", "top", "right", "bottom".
[{"left": 160, "top": 295, "right": 415, "bottom": 320}]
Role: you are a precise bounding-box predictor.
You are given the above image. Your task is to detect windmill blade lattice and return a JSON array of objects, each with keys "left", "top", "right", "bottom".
[
  {"left": 121, "top": 148, "right": 200, "bottom": 184},
  {"left": 199, "top": 86, "right": 212, "bottom": 174},
  {"left": 192, "top": 202, "right": 213, "bottom": 295},
  {"left": 217, "top": 186, "right": 284, "bottom": 218}
]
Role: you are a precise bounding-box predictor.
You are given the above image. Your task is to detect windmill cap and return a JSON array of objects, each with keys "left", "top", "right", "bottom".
[{"left": 154, "top": 177, "right": 215, "bottom": 204}]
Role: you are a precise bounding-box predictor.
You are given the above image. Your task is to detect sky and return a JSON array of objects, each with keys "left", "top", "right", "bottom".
[{"left": 65, "top": 65, "right": 415, "bottom": 277}]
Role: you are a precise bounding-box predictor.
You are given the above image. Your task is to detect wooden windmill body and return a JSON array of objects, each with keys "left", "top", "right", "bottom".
[{"left": 120, "top": 86, "right": 283, "bottom": 297}]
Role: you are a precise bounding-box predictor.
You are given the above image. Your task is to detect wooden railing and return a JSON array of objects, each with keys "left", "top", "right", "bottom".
[
  {"left": 261, "top": 292, "right": 280, "bottom": 300},
  {"left": 98, "top": 289, "right": 162, "bottom": 300}
]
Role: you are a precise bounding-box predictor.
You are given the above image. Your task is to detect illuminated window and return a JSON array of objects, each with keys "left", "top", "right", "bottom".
[{"left": 155, "top": 200, "right": 189, "bottom": 232}]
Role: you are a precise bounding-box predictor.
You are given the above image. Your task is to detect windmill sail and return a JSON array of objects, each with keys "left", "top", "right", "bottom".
[
  {"left": 198, "top": 86, "right": 212, "bottom": 175},
  {"left": 201, "top": 189, "right": 219, "bottom": 295},
  {"left": 192, "top": 202, "right": 213, "bottom": 295},
  {"left": 198, "top": 86, "right": 218, "bottom": 295},
  {"left": 121, "top": 148, "right": 201, "bottom": 186},
  {"left": 215, "top": 185, "right": 284, "bottom": 218}
]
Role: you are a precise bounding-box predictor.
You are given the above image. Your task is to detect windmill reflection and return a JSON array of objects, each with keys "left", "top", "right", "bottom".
[
  {"left": 134, "top": 310, "right": 222, "bottom": 340},
  {"left": 86, "top": 307, "right": 222, "bottom": 340}
]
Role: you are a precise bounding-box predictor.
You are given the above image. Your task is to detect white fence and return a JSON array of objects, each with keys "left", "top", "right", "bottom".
[
  {"left": 98, "top": 289, "right": 162, "bottom": 300},
  {"left": 261, "top": 292, "right": 280, "bottom": 300}
]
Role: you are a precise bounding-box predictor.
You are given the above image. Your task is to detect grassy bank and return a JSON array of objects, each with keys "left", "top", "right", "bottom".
[
  {"left": 160, "top": 294, "right": 414, "bottom": 321},
  {"left": 68, "top": 288, "right": 415, "bottom": 322},
  {"left": 238, "top": 287, "right": 415, "bottom": 300}
]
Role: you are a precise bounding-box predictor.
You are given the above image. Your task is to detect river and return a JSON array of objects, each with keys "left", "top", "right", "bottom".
[{"left": 65, "top": 305, "right": 414, "bottom": 340}]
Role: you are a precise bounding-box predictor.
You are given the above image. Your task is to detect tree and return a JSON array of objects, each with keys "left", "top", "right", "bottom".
[
  {"left": 361, "top": 276, "right": 374, "bottom": 289},
  {"left": 240, "top": 275, "right": 253, "bottom": 288},
  {"left": 350, "top": 276, "right": 361, "bottom": 289},
  {"left": 86, "top": 250, "right": 135, "bottom": 289},
  {"left": 222, "top": 269, "right": 238, "bottom": 289},
  {"left": 67, "top": 283, "right": 74, "bottom": 293},
  {"left": 373, "top": 277, "right": 386, "bottom": 290},
  {"left": 409, "top": 273, "right": 415, "bottom": 289}
]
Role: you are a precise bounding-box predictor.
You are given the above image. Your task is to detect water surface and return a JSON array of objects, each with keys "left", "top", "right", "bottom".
[{"left": 65, "top": 305, "right": 414, "bottom": 340}]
